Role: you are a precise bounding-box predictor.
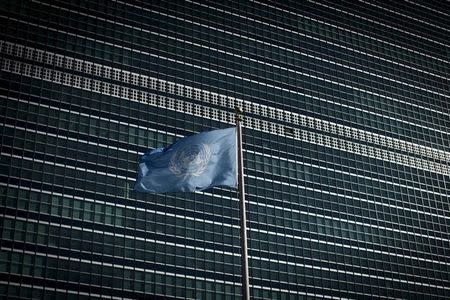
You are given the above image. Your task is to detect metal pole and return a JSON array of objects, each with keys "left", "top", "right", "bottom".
[{"left": 235, "top": 106, "right": 250, "bottom": 300}]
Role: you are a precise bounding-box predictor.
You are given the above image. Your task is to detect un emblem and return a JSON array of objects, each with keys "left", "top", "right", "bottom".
[{"left": 169, "top": 144, "right": 211, "bottom": 176}]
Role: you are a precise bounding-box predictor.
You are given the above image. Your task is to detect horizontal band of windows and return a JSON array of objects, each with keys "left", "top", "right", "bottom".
[
  {"left": 246, "top": 167, "right": 448, "bottom": 223},
  {"left": 3, "top": 117, "right": 448, "bottom": 225},
  {"left": 249, "top": 270, "right": 444, "bottom": 299},
  {"left": 3, "top": 223, "right": 443, "bottom": 296},
  {"left": 10, "top": 214, "right": 445, "bottom": 287},
  {"left": 3, "top": 214, "right": 238, "bottom": 258},
  {"left": 124, "top": 0, "right": 449, "bottom": 76},
  {"left": 4, "top": 138, "right": 446, "bottom": 248},
  {"left": 13, "top": 3, "right": 448, "bottom": 100},
  {"left": 5, "top": 180, "right": 444, "bottom": 276},
  {"left": 250, "top": 283, "right": 350, "bottom": 300},
  {"left": 2, "top": 182, "right": 450, "bottom": 270},
  {"left": 248, "top": 239, "right": 449, "bottom": 281},
  {"left": 248, "top": 249, "right": 449, "bottom": 291},
  {"left": 3, "top": 20, "right": 450, "bottom": 144},
  {"left": 1, "top": 142, "right": 133, "bottom": 179},
  {"left": 246, "top": 173, "right": 450, "bottom": 240},
  {"left": 0, "top": 206, "right": 239, "bottom": 257},
  {"left": 1, "top": 246, "right": 239, "bottom": 298},
  {"left": 2, "top": 94, "right": 446, "bottom": 239},
  {"left": 5, "top": 174, "right": 447, "bottom": 261},
  {"left": 304, "top": 0, "right": 449, "bottom": 54},
  {"left": 2, "top": 106, "right": 448, "bottom": 223},
  {"left": 4, "top": 62, "right": 448, "bottom": 164},
  {"left": 2, "top": 152, "right": 446, "bottom": 260},
  {"left": 3, "top": 104, "right": 447, "bottom": 201},
  {"left": 4, "top": 119, "right": 447, "bottom": 216},
  {"left": 0, "top": 181, "right": 239, "bottom": 232},
  {"left": 250, "top": 252, "right": 450, "bottom": 295},
  {"left": 4, "top": 125, "right": 448, "bottom": 252},
  {"left": 5, "top": 17, "right": 448, "bottom": 127},
  {"left": 0, "top": 93, "right": 186, "bottom": 154},
  {"left": 0, "top": 171, "right": 239, "bottom": 236},
  {"left": 178, "top": 0, "right": 449, "bottom": 84},
  {"left": 2, "top": 216, "right": 241, "bottom": 276},
  {"left": 272, "top": 1, "right": 446, "bottom": 54},
  {"left": 30, "top": 0, "right": 449, "bottom": 85},
  {"left": 4, "top": 214, "right": 446, "bottom": 294},
  {"left": 231, "top": 0, "right": 450, "bottom": 62},
  {"left": 3, "top": 149, "right": 448, "bottom": 252},
  {"left": 3, "top": 89, "right": 449, "bottom": 197},
  {"left": 357, "top": 0, "right": 450, "bottom": 33},
  {"left": 247, "top": 212, "right": 449, "bottom": 263},
  {"left": 403, "top": 0, "right": 450, "bottom": 20},
  {"left": 0, "top": 280, "right": 133, "bottom": 300},
  {"left": 128, "top": 42, "right": 449, "bottom": 135},
  {"left": 0, "top": 155, "right": 237, "bottom": 213},
  {"left": 7, "top": 2, "right": 446, "bottom": 131},
  {"left": 1, "top": 36, "right": 445, "bottom": 156},
  {"left": 1, "top": 32, "right": 448, "bottom": 155},
  {"left": 3, "top": 95, "right": 448, "bottom": 220},
  {"left": 3, "top": 59, "right": 449, "bottom": 174},
  {"left": 6, "top": 84, "right": 449, "bottom": 193},
  {"left": 0, "top": 88, "right": 234, "bottom": 154}
]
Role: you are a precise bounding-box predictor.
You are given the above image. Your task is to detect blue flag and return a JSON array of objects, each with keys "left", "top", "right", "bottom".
[{"left": 134, "top": 127, "right": 237, "bottom": 193}]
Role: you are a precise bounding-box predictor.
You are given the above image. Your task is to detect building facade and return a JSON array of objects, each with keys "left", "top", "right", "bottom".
[{"left": 1, "top": 0, "right": 449, "bottom": 299}]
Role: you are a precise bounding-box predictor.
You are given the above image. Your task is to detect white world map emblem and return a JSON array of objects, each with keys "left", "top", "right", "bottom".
[{"left": 169, "top": 144, "right": 211, "bottom": 176}]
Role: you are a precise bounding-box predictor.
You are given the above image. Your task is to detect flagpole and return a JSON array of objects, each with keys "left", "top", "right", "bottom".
[{"left": 235, "top": 106, "right": 250, "bottom": 300}]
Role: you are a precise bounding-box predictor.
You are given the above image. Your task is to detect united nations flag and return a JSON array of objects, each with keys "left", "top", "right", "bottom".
[{"left": 134, "top": 127, "right": 237, "bottom": 193}]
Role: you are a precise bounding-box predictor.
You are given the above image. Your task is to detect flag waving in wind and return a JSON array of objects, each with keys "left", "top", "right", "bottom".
[{"left": 134, "top": 127, "right": 237, "bottom": 193}]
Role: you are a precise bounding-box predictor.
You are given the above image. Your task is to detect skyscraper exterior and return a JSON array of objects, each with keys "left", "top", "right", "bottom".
[{"left": 1, "top": 0, "right": 449, "bottom": 299}]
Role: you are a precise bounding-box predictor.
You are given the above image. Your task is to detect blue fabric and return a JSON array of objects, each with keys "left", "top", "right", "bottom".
[{"left": 134, "top": 127, "right": 237, "bottom": 193}]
